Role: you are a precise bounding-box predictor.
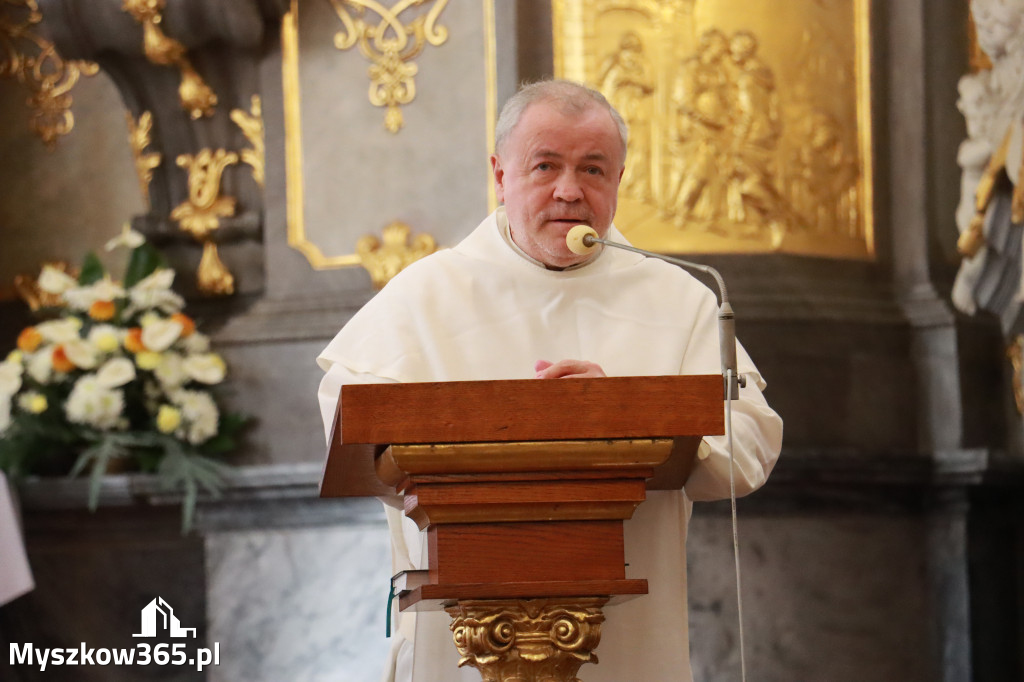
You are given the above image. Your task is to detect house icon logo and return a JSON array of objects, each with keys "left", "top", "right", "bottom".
[{"left": 133, "top": 597, "right": 197, "bottom": 638}]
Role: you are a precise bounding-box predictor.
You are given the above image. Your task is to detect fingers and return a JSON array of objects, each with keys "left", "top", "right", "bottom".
[
  {"left": 534, "top": 359, "right": 553, "bottom": 373},
  {"left": 534, "top": 359, "right": 607, "bottom": 379}
]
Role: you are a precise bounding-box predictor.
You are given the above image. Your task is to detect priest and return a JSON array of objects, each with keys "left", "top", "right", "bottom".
[{"left": 317, "top": 79, "right": 783, "bottom": 682}]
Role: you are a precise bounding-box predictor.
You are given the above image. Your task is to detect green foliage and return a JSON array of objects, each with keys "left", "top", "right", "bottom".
[
  {"left": 78, "top": 252, "right": 106, "bottom": 285},
  {"left": 123, "top": 243, "right": 166, "bottom": 288}
]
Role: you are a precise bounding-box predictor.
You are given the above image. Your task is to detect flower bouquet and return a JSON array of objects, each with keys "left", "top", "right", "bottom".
[{"left": 0, "top": 230, "right": 246, "bottom": 531}]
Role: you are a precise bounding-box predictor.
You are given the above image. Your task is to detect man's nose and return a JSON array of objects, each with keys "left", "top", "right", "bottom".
[{"left": 553, "top": 172, "right": 584, "bottom": 202}]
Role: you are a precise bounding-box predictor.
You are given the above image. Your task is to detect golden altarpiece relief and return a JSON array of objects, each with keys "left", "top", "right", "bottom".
[{"left": 554, "top": 0, "right": 874, "bottom": 259}]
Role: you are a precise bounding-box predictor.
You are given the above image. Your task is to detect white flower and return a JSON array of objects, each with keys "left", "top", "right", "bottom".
[
  {"left": 26, "top": 348, "right": 54, "bottom": 384},
  {"left": 180, "top": 331, "right": 210, "bottom": 354},
  {"left": 0, "top": 394, "right": 10, "bottom": 435},
  {"left": 183, "top": 353, "right": 226, "bottom": 385},
  {"left": 35, "top": 319, "right": 82, "bottom": 344},
  {"left": 171, "top": 388, "right": 219, "bottom": 444},
  {"left": 141, "top": 318, "right": 184, "bottom": 352},
  {"left": 62, "top": 278, "right": 125, "bottom": 311},
  {"left": 126, "top": 269, "right": 184, "bottom": 315},
  {"left": 65, "top": 375, "right": 125, "bottom": 430},
  {"left": 95, "top": 357, "right": 136, "bottom": 388},
  {"left": 104, "top": 224, "right": 145, "bottom": 252},
  {"left": 63, "top": 338, "right": 100, "bottom": 370},
  {"left": 0, "top": 360, "right": 23, "bottom": 397},
  {"left": 154, "top": 352, "right": 187, "bottom": 390},
  {"left": 88, "top": 325, "right": 122, "bottom": 354},
  {"left": 38, "top": 265, "right": 79, "bottom": 295}
]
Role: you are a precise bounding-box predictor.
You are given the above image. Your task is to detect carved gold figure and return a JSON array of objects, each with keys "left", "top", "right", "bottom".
[
  {"left": 126, "top": 110, "right": 162, "bottom": 206},
  {"left": 554, "top": 0, "right": 873, "bottom": 259},
  {"left": 356, "top": 221, "right": 437, "bottom": 288},
  {"left": 446, "top": 598, "right": 606, "bottom": 682},
  {"left": 0, "top": 0, "right": 98, "bottom": 147},
  {"left": 171, "top": 149, "right": 240, "bottom": 295},
  {"left": 327, "top": 0, "right": 450, "bottom": 132},
  {"left": 230, "top": 95, "right": 265, "bottom": 187},
  {"left": 121, "top": 0, "right": 217, "bottom": 119}
]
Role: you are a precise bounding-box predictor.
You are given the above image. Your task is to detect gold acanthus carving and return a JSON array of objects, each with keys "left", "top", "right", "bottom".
[
  {"left": 356, "top": 221, "right": 437, "bottom": 288},
  {"left": 170, "top": 149, "right": 239, "bottom": 295},
  {"left": 121, "top": 0, "right": 217, "bottom": 119},
  {"left": 0, "top": 0, "right": 99, "bottom": 147},
  {"left": 230, "top": 95, "right": 265, "bottom": 187},
  {"left": 327, "top": 0, "right": 450, "bottom": 133},
  {"left": 13, "top": 262, "right": 78, "bottom": 311},
  {"left": 126, "top": 110, "right": 162, "bottom": 206},
  {"left": 446, "top": 598, "right": 606, "bottom": 682}
]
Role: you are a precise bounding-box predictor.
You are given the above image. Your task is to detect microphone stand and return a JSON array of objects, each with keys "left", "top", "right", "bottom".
[{"left": 581, "top": 234, "right": 746, "bottom": 399}]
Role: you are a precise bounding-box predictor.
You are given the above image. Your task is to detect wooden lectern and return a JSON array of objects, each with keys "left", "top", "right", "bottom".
[{"left": 321, "top": 375, "right": 723, "bottom": 681}]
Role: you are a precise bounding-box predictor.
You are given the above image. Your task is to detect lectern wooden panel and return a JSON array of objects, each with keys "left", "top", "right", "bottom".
[{"left": 320, "top": 375, "right": 724, "bottom": 681}]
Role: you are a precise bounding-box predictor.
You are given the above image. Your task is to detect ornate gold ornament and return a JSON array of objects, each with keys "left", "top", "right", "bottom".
[
  {"left": 125, "top": 110, "right": 162, "bottom": 206},
  {"left": 553, "top": 0, "right": 873, "bottom": 259},
  {"left": 170, "top": 148, "right": 240, "bottom": 295},
  {"left": 327, "top": 0, "right": 450, "bottom": 133},
  {"left": 356, "top": 221, "right": 437, "bottom": 288},
  {"left": 957, "top": 126, "right": 1012, "bottom": 259},
  {"left": 230, "top": 95, "right": 265, "bottom": 187},
  {"left": 0, "top": 0, "right": 98, "bottom": 147},
  {"left": 13, "top": 262, "right": 78, "bottom": 311},
  {"left": 446, "top": 598, "right": 606, "bottom": 682},
  {"left": 121, "top": 0, "right": 217, "bottom": 119},
  {"left": 1010, "top": 336, "right": 1024, "bottom": 416}
]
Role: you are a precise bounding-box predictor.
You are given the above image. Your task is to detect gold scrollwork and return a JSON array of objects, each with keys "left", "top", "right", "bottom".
[
  {"left": 356, "top": 221, "right": 437, "bottom": 288},
  {"left": 126, "top": 110, "right": 162, "bottom": 206},
  {"left": 0, "top": 0, "right": 98, "bottom": 147},
  {"left": 121, "top": 0, "right": 217, "bottom": 119},
  {"left": 230, "top": 94, "right": 265, "bottom": 187},
  {"left": 327, "top": 0, "right": 450, "bottom": 133},
  {"left": 446, "top": 598, "right": 606, "bottom": 682},
  {"left": 170, "top": 148, "right": 239, "bottom": 295}
]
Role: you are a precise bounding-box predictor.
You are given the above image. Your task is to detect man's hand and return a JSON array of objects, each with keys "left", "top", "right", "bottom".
[{"left": 534, "top": 359, "right": 607, "bottom": 379}]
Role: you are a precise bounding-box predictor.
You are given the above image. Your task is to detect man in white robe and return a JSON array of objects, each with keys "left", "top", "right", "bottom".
[
  {"left": 1, "top": 471, "right": 34, "bottom": 606},
  {"left": 318, "top": 80, "right": 783, "bottom": 682}
]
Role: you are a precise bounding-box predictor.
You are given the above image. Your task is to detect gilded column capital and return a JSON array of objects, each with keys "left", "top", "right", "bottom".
[{"left": 446, "top": 598, "right": 607, "bottom": 682}]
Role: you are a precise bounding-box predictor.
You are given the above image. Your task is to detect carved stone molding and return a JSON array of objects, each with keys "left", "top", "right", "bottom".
[{"left": 446, "top": 598, "right": 606, "bottom": 682}]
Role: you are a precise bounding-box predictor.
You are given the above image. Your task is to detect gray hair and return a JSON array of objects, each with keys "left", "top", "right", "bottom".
[{"left": 494, "top": 79, "right": 628, "bottom": 159}]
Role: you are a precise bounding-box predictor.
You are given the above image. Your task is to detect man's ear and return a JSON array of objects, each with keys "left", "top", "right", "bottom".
[{"left": 490, "top": 154, "right": 505, "bottom": 203}]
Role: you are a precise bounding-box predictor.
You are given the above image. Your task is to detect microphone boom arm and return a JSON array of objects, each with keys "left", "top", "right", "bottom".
[{"left": 582, "top": 233, "right": 746, "bottom": 398}]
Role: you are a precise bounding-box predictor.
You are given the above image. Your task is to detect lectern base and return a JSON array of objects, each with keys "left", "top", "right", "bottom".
[{"left": 446, "top": 597, "right": 607, "bottom": 682}]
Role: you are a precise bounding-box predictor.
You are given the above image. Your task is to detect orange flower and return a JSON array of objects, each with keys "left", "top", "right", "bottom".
[
  {"left": 171, "top": 312, "right": 195, "bottom": 338},
  {"left": 52, "top": 345, "right": 75, "bottom": 373},
  {"left": 88, "top": 300, "right": 116, "bottom": 321},
  {"left": 125, "top": 327, "right": 147, "bottom": 353},
  {"left": 17, "top": 326, "right": 42, "bottom": 352}
]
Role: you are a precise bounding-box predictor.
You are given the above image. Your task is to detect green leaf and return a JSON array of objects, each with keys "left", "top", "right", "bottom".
[
  {"left": 124, "top": 243, "right": 166, "bottom": 288},
  {"left": 78, "top": 252, "right": 106, "bottom": 285}
]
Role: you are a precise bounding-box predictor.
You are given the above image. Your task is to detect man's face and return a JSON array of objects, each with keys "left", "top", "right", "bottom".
[{"left": 491, "top": 101, "right": 625, "bottom": 268}]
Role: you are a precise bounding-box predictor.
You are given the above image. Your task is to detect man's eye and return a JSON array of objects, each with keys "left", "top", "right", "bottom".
[
  {"left": 585, "top": 166, "right": 604, "bottom": 175},
  {"left": 536, "top": 163, "right": 552, "bottom": 171}
]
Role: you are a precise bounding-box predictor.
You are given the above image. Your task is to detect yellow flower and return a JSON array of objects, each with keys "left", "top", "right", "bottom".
[
  {"left": 156, "top": 405, "right": 182, "bottom": 434},
  {"left": 135, "top": 351, "right": 162, "bottom": 370},
  {"left": 18, "top": 392, "right": 47, "bottom": 414},
  {"left": 6, "top": 350, "right": 23, "bottom": 364}
]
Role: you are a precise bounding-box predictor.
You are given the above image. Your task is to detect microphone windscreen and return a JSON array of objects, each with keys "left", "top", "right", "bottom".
[{"left": 566, "top": 225, "right": 599, "bottom": 255}]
